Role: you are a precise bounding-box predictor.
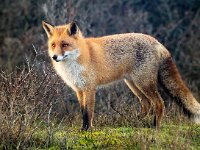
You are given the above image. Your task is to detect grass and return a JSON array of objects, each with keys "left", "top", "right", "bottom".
[
  {"left": 23, "top": 121, "right": 200, "bottom": 150},
  {"left": 0, "top": 65, "right": 199, "bottom": 149}
]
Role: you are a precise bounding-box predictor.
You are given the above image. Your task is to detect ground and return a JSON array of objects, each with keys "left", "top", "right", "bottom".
[{"left": 29, "top": 122, "right": 200, "bottom": 149}]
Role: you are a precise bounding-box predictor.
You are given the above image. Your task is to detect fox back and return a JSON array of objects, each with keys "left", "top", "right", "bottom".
[{"left": 42, "top": 21, "right": 200, "bottom": 130}]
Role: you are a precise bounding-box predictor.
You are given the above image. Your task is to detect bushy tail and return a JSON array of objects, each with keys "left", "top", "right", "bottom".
[{"left": 159, "top": 56, "right": 200, "bottom": 123}]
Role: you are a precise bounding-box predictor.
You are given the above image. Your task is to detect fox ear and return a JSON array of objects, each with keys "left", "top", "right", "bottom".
[
  {"left": 68, "top": 22, "right": 79, "bottom": 36},
  {"left": 42, "top": 21, "right": 54, "bottom": 37}
]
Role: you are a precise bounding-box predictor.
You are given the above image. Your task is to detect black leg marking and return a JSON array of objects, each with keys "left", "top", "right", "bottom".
[{"left": 81, "top": 107, "right": 89, "bottom": 131}]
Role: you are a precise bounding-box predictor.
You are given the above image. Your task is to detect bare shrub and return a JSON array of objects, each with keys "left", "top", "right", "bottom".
[
  {"left": 0, "top": 56, "right": 78, "bottom": 148},
  {"left": 0, "top": 0, "right": 199, "bottom": 148}
]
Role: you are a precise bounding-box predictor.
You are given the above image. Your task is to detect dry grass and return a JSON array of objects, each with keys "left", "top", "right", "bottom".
[
  {"left": 0, "top": 59, "right": 199, "bottom": 149},
  {"left": 0, "top": 0, "right": 200, "bottom": 149}
]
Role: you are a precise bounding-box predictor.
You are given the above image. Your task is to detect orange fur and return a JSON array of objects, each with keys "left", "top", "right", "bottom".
[{"left": 42, "top": 21, "right": 200, "bottom": 130}]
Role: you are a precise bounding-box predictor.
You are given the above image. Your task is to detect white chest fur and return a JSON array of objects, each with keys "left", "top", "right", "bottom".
[
  {"left": 52, "top": 49, "right": 87, "bottom": 90},
  {"left": 54, "top": 60, "right": 86, "bottom": 90}
]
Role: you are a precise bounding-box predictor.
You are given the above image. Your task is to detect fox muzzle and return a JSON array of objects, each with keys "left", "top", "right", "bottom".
[{"left": 51, "top": 49, "right": 80, "bottom": 62}]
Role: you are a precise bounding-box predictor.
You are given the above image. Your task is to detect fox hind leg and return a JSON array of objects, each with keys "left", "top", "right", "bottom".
[
  {"left": 132, "top": 80, "right": 165, "bottom": 128},
  {"left": 124, "top": 79, "right": 152, "bottom": 119}
]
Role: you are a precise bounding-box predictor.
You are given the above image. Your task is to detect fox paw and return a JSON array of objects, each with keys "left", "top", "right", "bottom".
[{"left": 80, "top": 125, "right": 94, "bottom": 131}]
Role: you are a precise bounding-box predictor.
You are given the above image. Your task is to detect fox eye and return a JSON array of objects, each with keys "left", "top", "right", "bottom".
[
  {"left": 52, "top": 43, "right": 56, "bottom": 48},
  {"left": 62, "top": 43, "right": 69, "bottom": 48}
]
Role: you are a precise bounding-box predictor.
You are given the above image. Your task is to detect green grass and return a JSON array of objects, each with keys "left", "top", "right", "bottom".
[{"left": 29, "top": 123, "right": 200, "bottom": 150}]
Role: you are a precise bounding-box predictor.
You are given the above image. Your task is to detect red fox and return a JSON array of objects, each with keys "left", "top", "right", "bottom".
[{"left": 42, "top": 21, "right": 200, "bottom": 130}]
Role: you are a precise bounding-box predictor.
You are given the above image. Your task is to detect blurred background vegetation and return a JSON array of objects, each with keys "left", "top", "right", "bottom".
[
  {"left": 0, "top": 0, "right": 200, "bottom": 148},
  {"left": 1, "top": 0, "right": 200, "bottom": 123}
]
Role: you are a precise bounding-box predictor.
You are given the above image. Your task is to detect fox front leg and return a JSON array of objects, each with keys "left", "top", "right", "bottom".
[{"left": 77, "top": 90, "right": 95, "bottom": 131}]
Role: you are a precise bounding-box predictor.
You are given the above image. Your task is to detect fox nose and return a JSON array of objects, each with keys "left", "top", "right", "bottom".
[{"left": 52, "top": 55, "right": 57, "bottom": 60}]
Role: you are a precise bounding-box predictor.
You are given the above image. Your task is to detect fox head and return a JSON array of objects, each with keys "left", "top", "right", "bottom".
[{"left": 42, "top": 21, "right": 83, "bottom": 62}]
